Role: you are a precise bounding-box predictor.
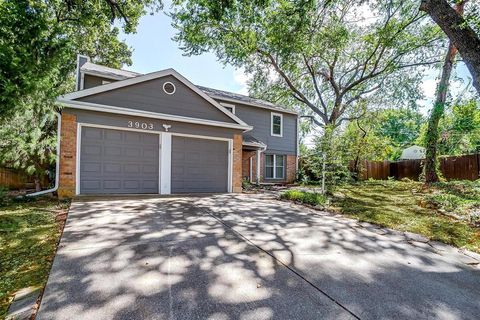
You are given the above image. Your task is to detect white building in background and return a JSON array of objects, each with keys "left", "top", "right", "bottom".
[{"left": 400, "top": 145, "right": 426, "bottom": 160}]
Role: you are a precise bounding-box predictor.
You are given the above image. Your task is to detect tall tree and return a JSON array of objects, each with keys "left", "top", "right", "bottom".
[
  {"left": 424, "top": 1, "right": 465, "bottom": 183},
  {"left": 0, "top": 0, "right": 162, "bottom": 120},
  {"left": 172, "top": 0, "right": 442, "bottom": 130},
  {"left": 420, "top": 0, "right": 480, "bottom": 94},
  {"left": 0, "top": 0, "right": 162, "bottom": 188}
]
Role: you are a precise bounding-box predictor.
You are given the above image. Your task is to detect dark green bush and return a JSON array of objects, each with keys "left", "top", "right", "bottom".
[{"left": 280, "top": 190, "right": 327, "bottom": 206}]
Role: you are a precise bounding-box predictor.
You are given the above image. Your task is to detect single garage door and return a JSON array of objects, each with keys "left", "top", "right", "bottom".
[
  {"left": 80, "top": 127, "right": 159, "bottom": 194},
  {"left": 171, "top": 136, "right": 229, "bottom": 193}
]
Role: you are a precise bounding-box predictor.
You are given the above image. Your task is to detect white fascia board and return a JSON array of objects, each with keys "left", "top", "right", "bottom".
[
  {"left": 57, "top": 98, "right": 253, "bottom": 132},
  {"left": 60, "top": 68, "right": 250, "bottom": 127},
  {"left": 209, "top": 94, "right": 298, "bottom": 115}
]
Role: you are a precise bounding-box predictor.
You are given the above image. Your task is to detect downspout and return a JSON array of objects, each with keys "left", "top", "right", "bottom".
[{"left": 26, "top": 112, "right": 61, "bottom": 197}]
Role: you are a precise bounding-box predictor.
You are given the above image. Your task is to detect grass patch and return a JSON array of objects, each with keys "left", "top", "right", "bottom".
[
  {"left": 281, "top": 190, "right": 327, "bottom": 206},
  {"left": 0, "top": 198, "right": 69, "bottom": 318},
  {"left": 328, "top": 180, "right": 480, "bottom": 253}
]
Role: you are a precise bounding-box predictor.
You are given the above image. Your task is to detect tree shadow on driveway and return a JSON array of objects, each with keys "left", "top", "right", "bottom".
[{"left": 36, "top": 194, "right": 480, "bottom": 320}]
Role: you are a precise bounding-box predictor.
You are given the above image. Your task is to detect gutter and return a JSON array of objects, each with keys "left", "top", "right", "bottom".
[{"left": 26, "top": 112, "right": 61, "bottom": 197}]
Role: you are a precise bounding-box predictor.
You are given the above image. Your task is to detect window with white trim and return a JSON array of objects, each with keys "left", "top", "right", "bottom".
[
  {"left": 265, "top": 154, "right": 285, "bottom": 179},
  {"left": 220, "top": 103, "right": 236, "bottom": 114},
  {"left": 271, "top": 113, "right": 283, "bottom": 137}
]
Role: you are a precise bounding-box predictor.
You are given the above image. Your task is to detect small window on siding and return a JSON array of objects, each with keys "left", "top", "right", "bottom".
[
  {"left": 271, "top": 113, "right": 283, "bottom": 137},
  {"left": 265, "top": 154, "right": 285, "bottom": 179},
  {"left": 220, "top": 103, "right": 235, "bottom": 114}
]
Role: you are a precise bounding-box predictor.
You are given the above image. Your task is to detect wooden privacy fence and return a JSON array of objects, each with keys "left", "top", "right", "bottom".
[
  {"left": 350, "top": 153, "right": 480, "bottom": 181},
  {"left": 0, "top": 168, "right": 49, "bottom": 190}
]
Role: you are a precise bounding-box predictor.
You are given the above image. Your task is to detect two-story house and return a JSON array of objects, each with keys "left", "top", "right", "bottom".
[{"left": 56, "top": 55, "right": 298, "bottom": 197}]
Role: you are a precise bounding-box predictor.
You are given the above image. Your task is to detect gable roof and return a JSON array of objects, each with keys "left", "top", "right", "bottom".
[
  {"left": 79, "top": 61, "right": 297, "bottom": 115},
  {"left": 61, "top": 68, "right": 250, "bottom": 128},
  {"left": 197, "top": 86, "right": 298, "bottom": 115},
  {"left": 81, "top": 62, "right": 141, "bottom": 80}
]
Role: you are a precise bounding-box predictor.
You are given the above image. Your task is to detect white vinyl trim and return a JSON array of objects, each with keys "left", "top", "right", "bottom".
[
  {"left": 60, "top": 68, "right": 249, "bottom": 127},
  {"left": 76, "top": 123, "right": 162, "bottom": 195},
  {"left": 162, "top": 81, "right": 176, "bottom": 95},
  {"left": 58, "top": 99, "right": 253, "bottom": 132},
  {"left": 171, "top": 132, "right": 233, "bottom": 193},
  {"left": 160, "top": 133, "right": 172, "bottom": 194},
  {"left": 220, "top": 102, "right": 236, "bottom": 114},
  {"left": 228, "top": 139, "right": 233, "bottom": 193},
  {"left": 75, "top": 123, "right": 81, "bottom": 195},
  {"left": 271, "top": 112, "right": 283, "bottom": 137}
]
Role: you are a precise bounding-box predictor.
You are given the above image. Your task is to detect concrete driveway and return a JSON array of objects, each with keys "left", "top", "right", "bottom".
[{"left": 37, "top": 194, "right": 480, "bottom": 320}]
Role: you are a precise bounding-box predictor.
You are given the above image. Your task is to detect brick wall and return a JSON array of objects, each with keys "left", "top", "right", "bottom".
[
  {"left": 232, "top": 134, "right": 243, "bottom": 193},
  {"left": 242, "top": 150, "right": 257, "bottom": 182},
  {"left": 58, "top": 113, "right": 77, "bottom": 199},
  {"left": 286, "top": 154, "right": 297, "bottom": 183}
]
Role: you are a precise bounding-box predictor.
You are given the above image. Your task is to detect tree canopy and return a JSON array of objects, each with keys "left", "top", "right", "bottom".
[
  {"left": 0, "top": 0, "right": 162, "bottom": 185},
  {"left": 172, "top": 0, "right": 444, "bottom": 128},
  {"left": 0, "top": 0, "right": 162, "bottom": 120}
]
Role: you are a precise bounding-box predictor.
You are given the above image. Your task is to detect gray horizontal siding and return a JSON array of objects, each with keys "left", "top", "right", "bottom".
[
  {"left": 217, "top": 100, "right": 297, "bottom": 155},
  {"left": 66, "top": 109, "right": 242, "bottom": 139},
  {"left": 83, "top": 74, "right": 118, "bottom": 89},
  {"left": 77, "top": 75, "right": 235, "bottom": 123}
]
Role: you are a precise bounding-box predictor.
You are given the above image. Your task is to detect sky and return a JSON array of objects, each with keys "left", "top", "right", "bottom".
[
  {"left": 118, "top": 9, "right": 250, "bottom": 95},
  {"left": 118, "top": 5, "right": 475, "bottom": 114}
]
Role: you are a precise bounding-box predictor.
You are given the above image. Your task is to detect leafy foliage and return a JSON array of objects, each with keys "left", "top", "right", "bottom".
[
  {"left": 417, "top": 99, "right": 480, "bottom": 155},
  {"left": 280, "top": 190, "right": 327, "bottom": 206},
  {"left": 0, "top": 0, "right": 162, "bottom": 182},
  {"left": 172, "top": 0, "right": 443, "bottom": 128}
]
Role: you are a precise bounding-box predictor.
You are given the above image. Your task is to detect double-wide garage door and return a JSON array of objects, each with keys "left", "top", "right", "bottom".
[{"left": 79, "top": 127, "right": 229, "bottom": 194}]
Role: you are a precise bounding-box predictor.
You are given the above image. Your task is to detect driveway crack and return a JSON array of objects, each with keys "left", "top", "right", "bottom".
[{"left": 198, "top": 206, "right": 361, "bottom": 320}]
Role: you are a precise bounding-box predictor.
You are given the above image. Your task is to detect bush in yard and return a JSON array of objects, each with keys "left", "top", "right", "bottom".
[
  {"left": 281, "top": 190, "right": 327, "bottom": 206},
  {"left": 0, "top": 187, "right": 11, "bottom": 207}
]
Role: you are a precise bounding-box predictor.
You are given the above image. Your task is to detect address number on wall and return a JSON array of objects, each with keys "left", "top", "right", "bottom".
[{"left": 127, "top": 121, "right": 154, "bottom": 130}]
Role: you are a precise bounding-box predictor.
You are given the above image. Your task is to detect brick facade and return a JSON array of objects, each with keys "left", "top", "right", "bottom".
[
  {"left": 286, "top": 154, "right": 297, "bottom": 183},
  {"left": 232, "top": 134, "right": 243, "bottom": 193},
  {"left": 241, "top": 150, "right": 257, "bottom": 182},
  {"left": 58, "top": 113, "right": 77, "bottom": 199}
]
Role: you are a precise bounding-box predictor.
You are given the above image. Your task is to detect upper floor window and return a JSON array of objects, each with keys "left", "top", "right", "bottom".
[
  {"left": 220, "top": 103, "right": 236, "bottom": 114},
  {"left": 271, "top": 112, "right": 283, "bottom": 137}
]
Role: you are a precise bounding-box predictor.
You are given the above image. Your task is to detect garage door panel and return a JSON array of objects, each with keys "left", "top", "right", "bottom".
[
  {"left": 143, "top": 148, "right": 157, "bottom": 158},
  {"left": 104, "top": 146, "right": 122, "bottom": 157},
  {"left": 104, "top": 130, "right": 122, "bottom": 141},
  {"left": 84, "top": 128, "right": 103, "bottom": 139},
  {"left": 80, "top": 127, "right": 159, "bottom": 194},
  {"left": 171, "top": 136, "right": 228, "bottom": 193},
  {"left": 83, "top": 145, "right": 102, "bottom": 156},
  {"left": 81, "top": 180, "right": 101, "bottom": 190},
  {"left": 124, "top": 164, "right": 141, "bottom": 174}
]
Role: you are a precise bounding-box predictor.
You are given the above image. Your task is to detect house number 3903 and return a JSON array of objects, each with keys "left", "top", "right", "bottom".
[{"left": 127, "top": 121, "right": 154, "bottom": 130}]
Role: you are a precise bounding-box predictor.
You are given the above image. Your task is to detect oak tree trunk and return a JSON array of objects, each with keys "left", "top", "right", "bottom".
[
  {"left": 424, "top": 2, "right": 465, "bottom": 184},
  {"left": 420, "top": 0, "right": 480, "bottom": 94}
]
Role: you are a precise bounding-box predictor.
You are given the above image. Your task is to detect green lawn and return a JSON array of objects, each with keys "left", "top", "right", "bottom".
[
  {"left": 0, "top": 198, "right": 69, "bottom": 318},
  {"left": 330, "top": 180, "right": 480, "bottom": 253}
]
